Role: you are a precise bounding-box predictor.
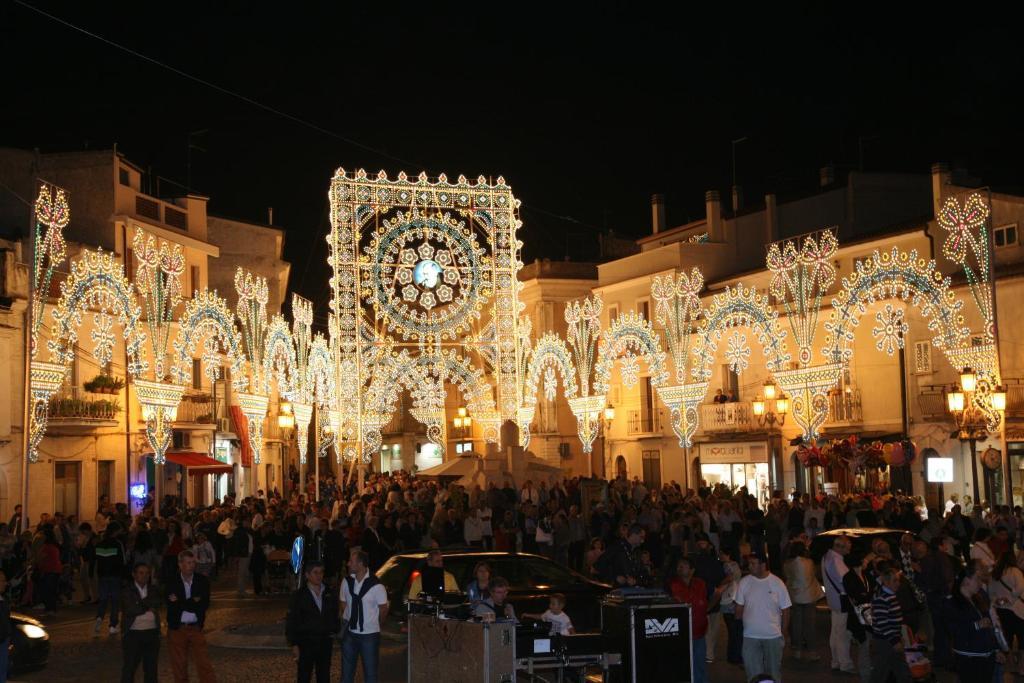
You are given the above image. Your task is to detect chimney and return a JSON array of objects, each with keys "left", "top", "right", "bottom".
[
  {"left": 931, "top": 162, "right": 951, "bottom": 217},
  {"left": 705, "top": 190, "right": 723, "bottom": 241},
  {"left": 820, "top": 164, "right": 835, "bottom": 188},
  {"left": 651, "top": 194, "right": 666, "bottom": 234},
  {"left": 764, "top": 193, "right": 778, "bottom": 242},
  {"left": 731, "top": 185, "right": 744, "bottom": 213},
  {"left": 267, "top": 207, "right": 274, "bottom": 225}
]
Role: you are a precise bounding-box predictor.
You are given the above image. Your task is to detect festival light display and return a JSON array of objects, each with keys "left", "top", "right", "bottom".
[
  {"left": 290, "top": 294, "right": 314, "bottom": 464},
  {"left": 564, "top": 295, "right": 605, "bottom": 453},
  {"left": 131, "top": 229, "right": 186, "bottom": 464},
  {"left": 651, "top": 268, "right": 707, "bottom": 447},
  {"left": 234, "top": 268, "right": 271, "bottom": 465}
]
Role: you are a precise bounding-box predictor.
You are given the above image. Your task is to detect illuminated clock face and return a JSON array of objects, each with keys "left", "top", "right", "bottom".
[{"left": 413, "top": 259, "right": 442, "bottom": 289}]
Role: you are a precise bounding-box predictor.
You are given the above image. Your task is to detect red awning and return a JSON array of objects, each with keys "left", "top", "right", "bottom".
[
  {"left": 229, "top": 405, "right": 253, "bottom": 468},
  {"left": 146, "top": 451, "right": 232, "bottom": 476}
]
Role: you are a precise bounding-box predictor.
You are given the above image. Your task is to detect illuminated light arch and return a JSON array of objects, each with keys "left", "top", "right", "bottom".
[
  {"left": 306, "top": 333, "right": 335, "bottom": 408},
  {"left": 594, "top": 310, "right": 669, "bottom": 396},
  {"left": 262, "top": 315, "right": 297, "bottom": 400},
  {"left": 171, "top": 290, "right": 248, "bottom": 391},
  {"left": 48, "top": 249, "right": 147, "bottom": 378},
  {"left": 521, "top": 332, "right": 579, "bottom": 448},
  {"left": 692, "top": 283, "right": 791, "bottom": 384},
  {"left": 823, "top": 248, "right": 969, "bottom": 366}
]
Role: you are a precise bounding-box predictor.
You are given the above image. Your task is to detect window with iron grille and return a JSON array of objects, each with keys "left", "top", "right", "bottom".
[
  {"left": 165, "top": 206, "right": 188, "bottom": 230},
  {"left": 135, "top": 195, "right": 159, "bottom": 220}
]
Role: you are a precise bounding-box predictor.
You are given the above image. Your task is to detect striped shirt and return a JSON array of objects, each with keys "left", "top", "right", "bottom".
[{"left": 871, "top": 585, "right": 903, "bottom": 644}]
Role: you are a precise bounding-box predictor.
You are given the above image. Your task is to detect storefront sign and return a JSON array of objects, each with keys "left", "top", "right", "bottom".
[
  {"left": 699, "top": 441, "right": 768, "bottom": 464},
  {"left": 927, "top": 457, "right": 954, "bottom": 483}
]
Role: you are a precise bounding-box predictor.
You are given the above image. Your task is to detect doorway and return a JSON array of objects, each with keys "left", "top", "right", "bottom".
[{"left": 54, "top": 462, "right": 81, "bottom": 518}]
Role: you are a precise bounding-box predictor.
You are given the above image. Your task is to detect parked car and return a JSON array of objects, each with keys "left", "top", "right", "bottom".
[
  {"left": 809, "top": 527, "right": 913, "bottom": 563},
  {"left": 375, "top": 550, "right": 612, "bottom": 639},
  {"left": 9, "top": 611, "right": 49, "bottom": 674}
]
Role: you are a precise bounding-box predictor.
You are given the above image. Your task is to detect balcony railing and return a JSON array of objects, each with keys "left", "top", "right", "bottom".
[
  {"left": 699, "top": 401, "right": 755, "bottom": 432},
  {"left": 827, "top": 389, "right": 863, "bottom": 424},
  {"left": 175, "top": 391, "right": 216, "bottom": 426},
  {"left": 627, "top": 410, "right": 660, "bottom": 435},
  {"left": 1006, "top": 379, "right": 1024, "bottom": 419},
  {"left": 48, "top": 390, "right": 121, "bottom": 423}
]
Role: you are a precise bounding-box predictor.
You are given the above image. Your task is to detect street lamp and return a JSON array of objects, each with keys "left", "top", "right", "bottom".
[
  {"left": 752, "top": 391, "right": 788, "bottom": 428},
  {"left": 945, "top": 368, "right": 1007, "bottom": 506},
  {"left": 452, "top": 407, "right": 472, "bottom": 454},
  {"left": 602, "top": 403, "right": 615, "bottom": 478}
]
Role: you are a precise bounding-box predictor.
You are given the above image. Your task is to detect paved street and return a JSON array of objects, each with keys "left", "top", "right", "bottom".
[{"left": 16, "top": 570, "right": 960, "bottom": 682}]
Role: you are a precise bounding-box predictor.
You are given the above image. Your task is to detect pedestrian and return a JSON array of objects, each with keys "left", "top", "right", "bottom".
[
  {"left": 0, "top": 570, "right": 11, "bottom": 683},
  {"left": 36, "top": 525, "right": 63, "bottom": 617},
  {"left": 231, "top": 517, "right": 253, "bottom": 597},
  {"left": 120, "top": 562, "right": 161, "bottom": 683},
  {"left": 194, "top": 532, "right": 215, "bottom": 577},
  {"left": 989, "top": 549, "right": 1024, "bottom": 668},
  {"left": 945, "top": 561, "right": 1000, "bottom": 682},
  {"left": 783, "top": 541, "right": 823, "bottom": 662},
  {"left": 842, "top": 552, "right": 874, "bottom": 683},
  {"left": 666, "top": 557, "right": 710, "bottom": 683},
  {"left": 719, "top": 560, "right": 744, "bottom": 666},
  {"left": 166, "top": 549, "right": 216, "bottom": 683},
  {"left": 94, "top": 523, "right": 125, "bottom": 635},
  {"left": 287, "top": 561, "right": 340, "bottom": 683},
  {"left": 869, "top": 561, "right": 911, "bottom": 683},
  {"left": 822, "top": 534, "right": 855, "bottom": 674},
  {"left": 340, "top": 549, "right": 389, "bottom": 683},
  {"left": 735, "top": 552, "right": 791, "bottom": 682}
]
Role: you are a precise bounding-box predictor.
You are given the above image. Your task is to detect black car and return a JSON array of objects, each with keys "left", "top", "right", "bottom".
[
  {"left": 375, "top": 551, "right": 611, "bottom": 639},
  {"left": 8, "top": 611, "right": 49, "bottom": 674},
  {"left": 809, "top": 527, "right": 913, "bottom": 563}
]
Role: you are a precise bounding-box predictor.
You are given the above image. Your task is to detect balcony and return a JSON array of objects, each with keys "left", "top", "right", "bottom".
[
  {"left": 699, "top": 401, "right": 755, "bottom": 433},
  {"left": 627, "top": 410, "right": 661, "bottom": 435},
  {"left": 1006, "top": 379, "right": 1024, "bottom": 419},
  {"left": 134, "top": 194, "right": 189, "bottom": 232},
  {"left": 174, "top": 391, "right": 217, "bottom": 428},
  {"left": 47, "top": 390, "right": 121, "bottom": 432},
  {"left": 917, "top": 385, "right": 948, "bottom": 422},
  {"left": 826, "top": 388, "right": 863, "bottom": 425}
]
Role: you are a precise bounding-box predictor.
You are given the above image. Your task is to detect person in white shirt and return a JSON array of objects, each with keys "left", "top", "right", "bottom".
[
  {"left": 821, "top": 535, "right": 855, "bottom": 674},
  {"left": 735, "top": 553, "right": 791, "bottom": 683},
  {"left": 464, "top": 509, "right": 483, "bottom": 547},
  {"left": 945, "top": 493, "right": 960, "bottom": 516},
  {"left": 522, "top": 594, "right": 575, "bottom": 635},
  {"left": 194, "top": 533, "right": 216, "bottom": 577},
  {"left": 340, "top": 549, "right": 389, "bottom": 683},
  {"left": 478, "top": 505, "right": 494, "bottom": 550}
]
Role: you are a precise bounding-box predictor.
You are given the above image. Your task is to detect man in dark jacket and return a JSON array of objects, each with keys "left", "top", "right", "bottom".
[
  {"left": 165, "top": 549, "right": 215, "bottom": 682},
  {"left": 94, "top": 523, "right": 126, "bottom": 635},
  {"left": 598, "top": 524, "right": 648, "bottom": 587},
  {"left": 286, "top": 561, "right": 340, "bottom": 683},
  {"left": 121, "top": 562, "right": 162, "bottom": 683}
]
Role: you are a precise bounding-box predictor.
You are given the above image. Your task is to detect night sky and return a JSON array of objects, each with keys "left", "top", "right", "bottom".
[{"left": 3, "top": 3, "right": 1023, "bottom": 323}]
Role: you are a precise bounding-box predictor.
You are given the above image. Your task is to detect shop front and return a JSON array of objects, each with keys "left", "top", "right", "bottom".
[{"left": 697, "top": 440, "right": 772, "bottom": 508}]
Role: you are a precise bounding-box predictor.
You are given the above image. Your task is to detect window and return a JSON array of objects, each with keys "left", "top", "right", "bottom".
[
  {"left": 189, "top": 265, "right": 200, "bottom": 297},
  {"left": 173, "top": 431, "right": 191, "bottom": 449},
  {"left": 608, "top": 304, "right": 619, "bottom": 326},
  {"left": 913, "top": 341, "right": 933, "bottom": 374},
  {"left": 636, "top": 299, "right": 650, "bottom": 320},
  {"left": 721, "top": 364, "right": 739, "bottom": 400},
  {"left": 639, "top": 377, "right": 656, "bottom": 431},
  {"left": 192, "top": 358, "right": 202, "bottom": 390},
  {"left": 642, "top": 450, "right": 662, "bottom": 489},
  {"left": 455, "top": 441, "right": 473, "bottom": 454},
  {"left": 119, "top": 168, "right": 130, "bottom": 186},
  {"left": 995, "top": 224, "right": 1018, "bottom": 249}
]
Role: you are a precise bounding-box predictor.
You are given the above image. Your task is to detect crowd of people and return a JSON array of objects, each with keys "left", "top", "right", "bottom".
[{"left": 9, "top": 466, "right": 1024, "bottom": 683}]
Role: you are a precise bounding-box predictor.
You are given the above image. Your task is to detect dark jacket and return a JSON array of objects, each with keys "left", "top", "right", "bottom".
[
  {"left": 944, "top": 595, "right": 998, "bottom": 656},
  {"left": 843, "top": 569, "right": 874, "bottom": 643},
  {"left": 165, "top": 572, "right": 211, "bottom": 629},
  {"left": 121, "top": 581, "right": 162, "bottom": 634},
  {"left": 94, "top": 537, "right": 126, "bottom": 579},
  {"left": 0, "top": 597, "right": 11, "bottom": 643},
  {"left": 285, "top": 584, "right": 341, "bottom": 645}
]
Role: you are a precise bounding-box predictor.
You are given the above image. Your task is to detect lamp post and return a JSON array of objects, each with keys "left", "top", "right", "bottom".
[
  {"left": 601, "top": 403, "right": 615, "bottom": 479},
  {"left": 946, "top": 367, "right": 1007, "bottom": 507},
  {"left": 278, "top": 401, "right": 295, "bottom": 496},
  {"left": 452, "top": 407, "right": 472, "bottom": 455},
  {"left": 751, "top": 380, "right": 789, "bottom": 429}
]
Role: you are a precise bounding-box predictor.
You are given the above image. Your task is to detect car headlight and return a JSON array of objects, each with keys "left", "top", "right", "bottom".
[{"left": 18, "top": 624, "right": 46, "bottom": 639}]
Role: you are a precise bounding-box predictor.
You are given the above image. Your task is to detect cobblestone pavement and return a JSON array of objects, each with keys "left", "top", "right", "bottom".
[{"left": 15, "top": 572, "right": 959, "bottom": 682}]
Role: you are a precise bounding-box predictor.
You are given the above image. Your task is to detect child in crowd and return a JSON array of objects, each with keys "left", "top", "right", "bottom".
[{"left": 523, "top": 593, "right": 575, "bottom": 636}]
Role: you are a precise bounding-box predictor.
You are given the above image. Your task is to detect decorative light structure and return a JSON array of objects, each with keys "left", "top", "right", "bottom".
[
  {"left": 290, "top": 294, "right": 314, "bottom": 464},
  {"left": 27, "top": 182, "right": 70, "bottom": 463},
  {"left": 564, "top": 295, "right": 605, "bottom": 453},
  {"left": 651, "top": 268, "right": 707, "bottom": 447},
  {"left": 131, "top": 229, "right": 186, "bottom": 465},
  {"left": 766, "top": 230, "right": 842, "bottom": 441},
  {"left": 234, "top": 268, "right": 271, "bottom": 466}
]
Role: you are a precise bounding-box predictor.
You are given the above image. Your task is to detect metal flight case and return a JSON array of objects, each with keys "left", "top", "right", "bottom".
[
  {"left": 601, "top": 593, "right": 693, "bottom": 683},
  {"left": 408, "top": 614, "right": 516, "bottom": 683}
]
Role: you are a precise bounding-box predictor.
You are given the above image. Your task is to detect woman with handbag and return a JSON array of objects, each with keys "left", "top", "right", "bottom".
[
  {"left": 784, "top": 541, "right": 823, "bottom": 661},
  {"left": 945, "top": 561, "right": 1002, "bottom": 682},
  {"left": 842, "top": 552, "right": 875, "bottom": 683},
  {"left": 990, "top": 550, "right": 1024, "bottom": 677}
]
